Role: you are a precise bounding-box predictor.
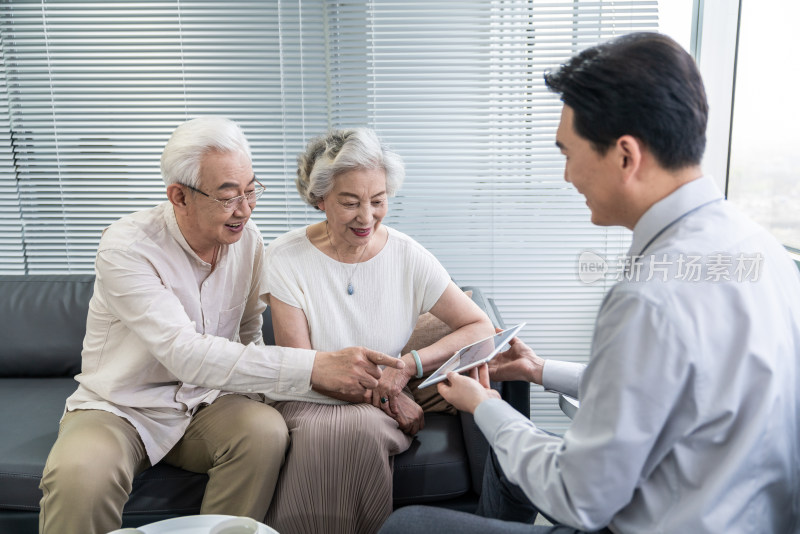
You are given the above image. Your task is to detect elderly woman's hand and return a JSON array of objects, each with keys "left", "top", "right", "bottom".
[
  {"left": 386, "top": 391, "right": 425, "bottom": 435},
  {"left": 372, "top": 354, "right": 416, "bottom": 410}
]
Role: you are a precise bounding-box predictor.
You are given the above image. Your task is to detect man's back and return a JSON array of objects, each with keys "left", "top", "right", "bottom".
[{"left": 599, "top": 189, "right": 800, "bottom": 533}]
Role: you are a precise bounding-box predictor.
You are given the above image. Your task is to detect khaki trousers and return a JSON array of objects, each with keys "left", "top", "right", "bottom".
[{"left": 39, "top": 394, "right": 289, "bottom": 534}]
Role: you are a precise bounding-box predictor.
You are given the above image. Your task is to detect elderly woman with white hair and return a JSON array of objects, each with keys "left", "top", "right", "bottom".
[{"left": 262, "top": 128, "right": 494, "bottom": 534}]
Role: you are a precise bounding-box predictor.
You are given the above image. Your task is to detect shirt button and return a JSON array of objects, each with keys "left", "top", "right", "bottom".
[
  {"left": 203, "top": 281, "right": 208, "bottom": 288},
  {"left": 247, "top": 388, "right": 253, "bottom": 393},
  {"left": 290, "top": 386, "right": 297, "bottom": 393},
  {"left": 205, "top": 319, "right": 211, "bottom": 325}
]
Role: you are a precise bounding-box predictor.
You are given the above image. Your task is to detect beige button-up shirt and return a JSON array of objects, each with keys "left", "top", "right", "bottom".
[{"left": 65, "top": 202, "right": 316, "bottom": 463}]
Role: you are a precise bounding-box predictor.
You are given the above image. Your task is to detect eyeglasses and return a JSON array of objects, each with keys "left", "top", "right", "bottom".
[{"left": 183, "top": 179, "right": 265, "bottom": 212}]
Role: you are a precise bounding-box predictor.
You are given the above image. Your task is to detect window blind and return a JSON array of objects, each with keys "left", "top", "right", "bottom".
[
  {"left": 0, "top": 0, "right": 658, "bottom": 432},
  {"left": 0, "top": 1, "right": 331, "bottom": 272},
  {"left": 0, "top": 42, "right": 23, "bottom": 273},
  {"left": 324, "top": 0, "right": 655, "bottom": 432}
]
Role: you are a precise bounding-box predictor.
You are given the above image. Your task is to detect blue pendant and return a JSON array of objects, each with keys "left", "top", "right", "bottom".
[{"left": 347, "top": 283, "right": 354, "bottom": 295}]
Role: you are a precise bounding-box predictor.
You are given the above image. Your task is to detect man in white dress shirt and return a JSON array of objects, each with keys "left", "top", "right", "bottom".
[
  {"left": 38, "top": 117, "right": 404, "bottom": 534},
  {"left": 379, "top": 33, "right": 800, "bottom": 534}
]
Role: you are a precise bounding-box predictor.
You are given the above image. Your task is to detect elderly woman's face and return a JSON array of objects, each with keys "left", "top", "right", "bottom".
[{"left": 318, "top": 167, "right": 388, "bottom": 251}]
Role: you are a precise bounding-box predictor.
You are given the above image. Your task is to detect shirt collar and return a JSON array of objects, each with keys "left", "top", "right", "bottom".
[
  {"left": 629, "top": 176, "right": 724, "bottom": 257},
  {"left": 163, "top": 202, "right": 219, "bottom": 267}
]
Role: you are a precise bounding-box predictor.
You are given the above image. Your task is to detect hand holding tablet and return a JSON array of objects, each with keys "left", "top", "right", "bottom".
[{"left": 416, "top": 323, "right": 526, "bottom": 389}]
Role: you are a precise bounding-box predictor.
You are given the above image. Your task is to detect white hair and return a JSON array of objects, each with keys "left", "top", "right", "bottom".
[
  {"left": 295, "top": 128, "right": 405, "bottom": 209},
  {"left": 160, "top": 116, "right": 252, "bottom": 188}
]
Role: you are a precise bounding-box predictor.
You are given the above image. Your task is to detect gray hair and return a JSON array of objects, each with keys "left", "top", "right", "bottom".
[
  {"left": 296, "top": 128, "right": 405, "bottom": 209},
  {"left": 160, "top": 116, "right": 253, "bottom": 188}
]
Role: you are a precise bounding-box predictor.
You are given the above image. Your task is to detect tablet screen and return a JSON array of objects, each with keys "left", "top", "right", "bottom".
[{"left": 417, "top": 323, "right": 525, "bottom": 389}]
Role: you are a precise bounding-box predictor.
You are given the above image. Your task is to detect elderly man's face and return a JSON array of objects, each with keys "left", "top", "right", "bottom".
[
  {"left": 181, "top": 149, "right": 256, "bottom": 255},
  {"left": 555, "top": 105, "right": 625, "bottom": 227}
]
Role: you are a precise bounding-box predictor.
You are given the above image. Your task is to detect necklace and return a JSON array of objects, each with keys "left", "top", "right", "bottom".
[{"left": 326, "top": 221, "right": 368, "bottom": 295}]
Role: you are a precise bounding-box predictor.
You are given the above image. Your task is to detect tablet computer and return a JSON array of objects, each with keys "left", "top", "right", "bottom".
[{"left": 416, "top": 322, "right": 526, "bottom": 389}]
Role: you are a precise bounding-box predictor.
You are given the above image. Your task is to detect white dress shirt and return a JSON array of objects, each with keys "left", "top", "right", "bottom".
[
  {"left": 475, "top": 177, "right": 800, "bottom": 533},
  {"left": 65, "top": 202, "right": 316, "bottom": 463}
]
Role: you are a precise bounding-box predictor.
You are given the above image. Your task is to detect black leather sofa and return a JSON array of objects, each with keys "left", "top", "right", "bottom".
[{"left": 0, "top": 275, "right": 529, "bottom": 533}]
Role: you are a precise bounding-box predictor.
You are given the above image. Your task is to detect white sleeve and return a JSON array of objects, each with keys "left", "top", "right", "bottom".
[
  {"left": 95, "top": 248, "right": 316, "bottom": 397},
  {"left": 408, "top": 239, "right": 451, "bottom": 314},
  {"left": 262, "top": 237, "right": 305, "bottom": 309},
  {"left": 542, "top": 359, "right": 585, "bottom": 399}
]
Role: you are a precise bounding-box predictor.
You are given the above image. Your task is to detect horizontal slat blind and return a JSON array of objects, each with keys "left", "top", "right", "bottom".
[
  {"left": 326, "top": 0, "right": 655, "bottom": 432},
  {"left": 0, "top": 1, "right": 331, "bottom": 272},
  {"left": 0, "top": 0, "right": 658, "bottom": 431},
  {"left": 0, "top": 35, "right": 24, "bottom": 273}
]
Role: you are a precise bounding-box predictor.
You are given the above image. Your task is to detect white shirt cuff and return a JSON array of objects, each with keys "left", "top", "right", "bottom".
[
  {"left": 275, "top": 346, "right": 316, "bottom": 396},
  {"left": 542, "top": 359, "right": 584, "bottom": 399}
]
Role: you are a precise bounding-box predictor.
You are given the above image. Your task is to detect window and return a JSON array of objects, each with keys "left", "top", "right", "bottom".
[
  {"left": 726, "top": 0, "right": 800, "bottom": 252},
  {"left": 0, "top": 0, "right": 663, "bottom": 432}
]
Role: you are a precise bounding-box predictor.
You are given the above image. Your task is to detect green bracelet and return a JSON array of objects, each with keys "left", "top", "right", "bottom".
[{"left": 410, "top": 350, "right": 423, "bottom": 379}]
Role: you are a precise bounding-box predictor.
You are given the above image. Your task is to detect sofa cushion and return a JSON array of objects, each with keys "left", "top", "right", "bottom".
[
  {"left": 0, "top": 276, "right": 93, "bottom": 378},
  {"left": 0, "top": 378, "right": 468, "bottom": 512},
  {"left": 0, "top": 377, "right": 208, "bottom": 515},
  {"left": 392, "top": 413, "right": 470, "bottom": 505},
  {"left": 125, "top": 465, "right": 206, "bottom": 516},
  {"left": 0, "top": 378, "right": 76, "bottom": 510}
]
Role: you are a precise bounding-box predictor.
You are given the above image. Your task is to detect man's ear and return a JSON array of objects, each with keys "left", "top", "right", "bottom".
[
  {"left": 616, "top": 135, "right": 643, "bottom": 182},
  {"left": 166, "top": 183, "right": 188, "bottom": 209}
]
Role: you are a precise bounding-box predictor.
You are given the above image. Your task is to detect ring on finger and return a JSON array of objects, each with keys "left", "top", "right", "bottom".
[{"left": 380, "top": 396, "right": 388, "bottom": 404}]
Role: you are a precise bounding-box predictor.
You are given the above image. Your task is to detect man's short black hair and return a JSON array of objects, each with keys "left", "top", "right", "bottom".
[{"left": 544, "top": 32, "right": 708, "bottom": 170}]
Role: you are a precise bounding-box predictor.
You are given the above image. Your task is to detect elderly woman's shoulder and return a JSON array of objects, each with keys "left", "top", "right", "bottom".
[
  {"left": 264, "top": 226, "right": 311, "bottom": 253},
  {"left": 385, "top": 226, "right": 438, "bottom": 258},
  {"left": 385, "top": 225, "right": 414, "bottom": 246}
]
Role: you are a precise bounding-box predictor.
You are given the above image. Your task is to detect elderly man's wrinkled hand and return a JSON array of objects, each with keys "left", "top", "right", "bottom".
[{"left": 311, "top": 347, "right": 404, "bottom": 398}]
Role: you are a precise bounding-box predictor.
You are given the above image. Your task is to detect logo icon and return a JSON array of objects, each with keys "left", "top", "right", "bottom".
[{"left": 578, "top": 251, "right": 608, "bottom": 284}]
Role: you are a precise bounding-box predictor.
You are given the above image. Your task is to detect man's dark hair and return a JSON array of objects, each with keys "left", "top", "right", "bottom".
[{"left": 544, "top": 32, "right": 708, "bottom": 170}]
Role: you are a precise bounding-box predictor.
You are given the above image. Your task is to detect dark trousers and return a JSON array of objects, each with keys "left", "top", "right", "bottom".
[{"left": 378, "top": 451, "right": 612, "bottom": 534}]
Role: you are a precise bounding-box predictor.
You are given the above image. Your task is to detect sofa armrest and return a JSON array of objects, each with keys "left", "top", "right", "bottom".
[
  {"left": 461, "top": 288, "right": 530, "bottom": 419},
  {"left": 458, "top": 288, "right": 531, "bottom": 496}
]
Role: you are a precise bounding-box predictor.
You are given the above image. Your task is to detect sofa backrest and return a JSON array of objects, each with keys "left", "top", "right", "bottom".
[
  {"left": 0, "top": 275, "right": 280, "bottom": 378},
  {"left": 0, "top": 275, "right": 95, "bottom": 377}
]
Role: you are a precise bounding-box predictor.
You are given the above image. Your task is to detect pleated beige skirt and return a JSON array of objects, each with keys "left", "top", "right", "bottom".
[{"left": 264, "top": 401, "right": 412, "bottom": 534}]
